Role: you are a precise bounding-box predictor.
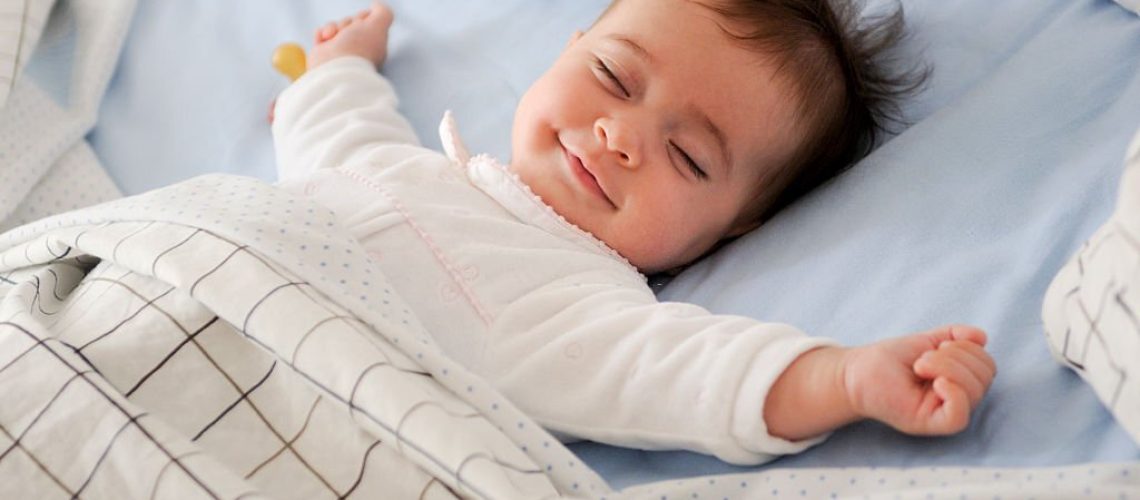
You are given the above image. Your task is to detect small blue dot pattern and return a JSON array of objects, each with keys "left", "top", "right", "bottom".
[
  {"left": 0, "top": 175, "right": 607, "bottom": 498},
  {"left": 4, "top": 176, "right": 1140, "bottom": 500}
]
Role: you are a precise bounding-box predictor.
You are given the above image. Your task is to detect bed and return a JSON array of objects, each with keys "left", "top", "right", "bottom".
[{"left": 2, "top": 0, "right": 1139, "bottom": 498}]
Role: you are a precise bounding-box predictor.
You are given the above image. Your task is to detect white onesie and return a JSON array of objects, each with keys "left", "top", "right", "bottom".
[{"left": 272, "top": 56, "right": 835, "bottom": 465}]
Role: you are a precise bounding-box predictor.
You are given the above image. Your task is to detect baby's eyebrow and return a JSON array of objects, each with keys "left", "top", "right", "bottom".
[
  {"left": 611, "top": 35, "right": 654, "bottom": 65},
  {"left": 690, "top": 104, "right": 732, "bottom": 171}
]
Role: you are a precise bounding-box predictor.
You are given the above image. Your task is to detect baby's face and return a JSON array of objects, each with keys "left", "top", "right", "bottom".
[{"left": 510, "top": 0, "right": 802, "bottom": 273}]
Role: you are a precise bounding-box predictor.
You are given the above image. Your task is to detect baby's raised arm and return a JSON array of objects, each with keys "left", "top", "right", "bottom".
[
  {"left": 764, "top": 325, "right": 996, "bottom": 440},
  {"left": 308, "top": 2, "right": 393, "bottom": 70},
  {"left": 272, "top": 2, "right": 418, "bottom": 182}
]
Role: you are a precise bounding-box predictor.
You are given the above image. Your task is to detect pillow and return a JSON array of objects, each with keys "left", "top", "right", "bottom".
[
  {"left": 1042, "top": 126, "right": 1140, "bottom": 446},
  {"left": 0, "top": 0, "right": 55, "bottom": 108}
]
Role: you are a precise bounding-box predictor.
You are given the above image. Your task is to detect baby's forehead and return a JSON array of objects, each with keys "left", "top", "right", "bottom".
[
  {"left": 590, "top": 0, "right": 797, "bottom": 82},
  {"left": 589, "top": 0, "right": 813, "bottom": 168},
  {"left": 594, "top": 0, "right": 729, "bottom": 39}
]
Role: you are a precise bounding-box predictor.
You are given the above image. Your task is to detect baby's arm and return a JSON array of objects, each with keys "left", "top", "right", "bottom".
[
  {"left": 764, "top": 325, "right": 996, "bottom": 440},
  {"left": 487, "top": 271, "right": 994, "bottom": 463},
  {"left": 486, "top": 280, "right": 840, "bottom": 465},
  {"left": 272, "top": 2, "right": 419, "bottom": 182}
]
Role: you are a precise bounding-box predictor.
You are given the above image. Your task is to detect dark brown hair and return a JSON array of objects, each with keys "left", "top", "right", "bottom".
[
  {"left": 605, "top": 0, "right": 929, "bottom": 226},
  {"left": 709, "top": 0, "right": 928, "bottom": 224}
]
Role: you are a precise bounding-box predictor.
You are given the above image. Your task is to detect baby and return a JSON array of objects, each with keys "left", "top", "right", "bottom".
[{"left": 272, "top": 1, "right": 996, "bottom": 464}]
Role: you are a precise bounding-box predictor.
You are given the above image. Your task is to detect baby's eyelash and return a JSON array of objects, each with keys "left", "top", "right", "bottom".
[
  {"left": 594, "top": 58, "right": 630, "bottom": 98},
  {"left": 589, "top": 57, "right": 705, "bottom": 181},
  {"left": 670, "top": 142, "right": 708, "bottom": 180}
]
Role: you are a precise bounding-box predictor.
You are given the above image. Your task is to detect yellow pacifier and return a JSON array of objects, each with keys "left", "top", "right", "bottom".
[{"left": 272, "top": 43, "right": 308, "bottom": 81}]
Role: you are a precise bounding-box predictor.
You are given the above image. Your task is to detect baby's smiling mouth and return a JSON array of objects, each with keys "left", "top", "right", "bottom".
[{"left": 561, "top": 142, "right": 617, "bottom": 209}]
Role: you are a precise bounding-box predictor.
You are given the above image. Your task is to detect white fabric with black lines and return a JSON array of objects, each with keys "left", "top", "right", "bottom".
[
  {"left": 0, "top": 174, "right": 605, "bottom": 499},
  {"left": 5, "top": 173, "right": 1140, "bottom": 499},
  {"left": 1043, "top": 128, "right": 1140, "bottom": 447}
]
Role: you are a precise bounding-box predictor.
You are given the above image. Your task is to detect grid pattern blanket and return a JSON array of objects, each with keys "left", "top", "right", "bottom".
[
  {"left": 4, "top": 175, "right": 1140, "bottom": 500},
  {"left": 0, "top": 175, "right": 606, "bottom": 500}
]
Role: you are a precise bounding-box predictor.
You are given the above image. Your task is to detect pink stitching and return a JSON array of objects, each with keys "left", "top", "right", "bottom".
[
  {"left": 467, "top": 155, "right": 639, "bottom": 274},
  {"left": 334, "top": 168, "right": 494, "bottom": 326}
]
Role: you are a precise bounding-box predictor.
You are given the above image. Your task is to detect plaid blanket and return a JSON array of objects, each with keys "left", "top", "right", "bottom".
[
  {"left": 3, "top": 175, "right": 1140, "bottom": 500},
  {"left": 0, "top": 175, "right": 604, "bottom": 499},
  {"left": 1043, "top": 129, "right": 1140, "bottom": 447}
]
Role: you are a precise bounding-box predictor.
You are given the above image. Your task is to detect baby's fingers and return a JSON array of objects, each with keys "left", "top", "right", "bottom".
[
  {"left": 938, "top": 341, "right": 995, "bottom": 403},
  {"left": 316, "top": 22, "right": 338, "bottom": 44},
  {"left": 914, "top": 342, "right": 991, "bottom": 406},
  {"left": 947, "top": 325, "right": 988, "bottom": 347},
  {"left": 367, "top": 2, "right": 395, "bottom": 27},
  {"left": 946, "top": 340, "right": 996, "bottom": 386},
  {"left": 928, "top": 377, "right": 970, "bottom": 434}
]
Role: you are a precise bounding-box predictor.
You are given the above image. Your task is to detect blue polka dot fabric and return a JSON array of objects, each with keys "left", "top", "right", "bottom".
[
  {"left": 0, "top": 174, "right": 607, "bottom": 498},
  {"left": 620, "top": 464, "right": 1140, "bottom": 500},
  {"left": 1, "top": 0, "right": 132, "bottom": 233}
]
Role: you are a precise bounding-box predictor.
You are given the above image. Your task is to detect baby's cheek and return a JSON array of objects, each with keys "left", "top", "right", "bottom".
[{"left": 613, "top": 226, "right": 692, "bottom": 274}]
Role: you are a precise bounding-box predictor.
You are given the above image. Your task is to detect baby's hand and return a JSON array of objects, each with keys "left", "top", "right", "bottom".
[
  {"left": 843, "top": 325, "right": 996, "bottom": 435},
  {"left": 309, "top": 2, "right": 394, "bottom": 70}
]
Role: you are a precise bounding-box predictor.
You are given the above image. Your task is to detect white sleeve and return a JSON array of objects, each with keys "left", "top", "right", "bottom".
[
  {"left": 482, "top": 276, "right": 839, "bottom": 465},
  {"left": 271, "top": 56, "right": 421, "bottom": 182}
]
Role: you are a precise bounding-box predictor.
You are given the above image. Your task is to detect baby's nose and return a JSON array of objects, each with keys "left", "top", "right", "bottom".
[{"left": 594, "top": 117, "right": 641, "bottom": 169}]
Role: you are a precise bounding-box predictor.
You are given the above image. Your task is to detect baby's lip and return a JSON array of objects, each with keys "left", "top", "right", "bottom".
[{"left": 562, "top": 142, "right": 617, "bottom": 209}]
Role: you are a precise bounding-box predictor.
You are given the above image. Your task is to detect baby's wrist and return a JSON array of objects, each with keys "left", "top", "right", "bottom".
[
  {"left": 305, "top": 54, "right": 378, "bottom": 78},
  {"left": 828, "top": 346, "right": 864, "bottom": 423},
  {"left": 834, "top": 346, "right": 866, "bottom": 421},
  {"left": 310, "top": 51, "right": 360, "bottom": 71},
  {"left": 764, "top": 345, "right": 862, "bottom": 441}
]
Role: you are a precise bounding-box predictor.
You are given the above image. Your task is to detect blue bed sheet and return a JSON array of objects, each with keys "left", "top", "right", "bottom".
[{"left": 88, "top": 0, "right": 1140, "bottom": 490}]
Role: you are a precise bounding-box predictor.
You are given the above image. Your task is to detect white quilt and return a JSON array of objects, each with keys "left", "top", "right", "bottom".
[
  {"left": 0, "top": 0, "right": 125, "bottom": 232},
  {"left": 0, "top": 174, "right": 603, "bottom": 499},
  {"left": 2, "top": 174, "right": 1138, "bottom": 500},
  {"left": 0, "top": 0, "right": 53, "bottom": 107},
  {"left": 1043, "top": 129, "right": 1140, "bottom": 446},
  {"left": 5, "top": 1, "right": 1140, "bottom": 497}
]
